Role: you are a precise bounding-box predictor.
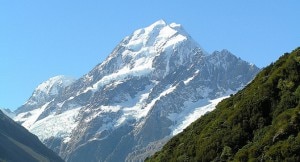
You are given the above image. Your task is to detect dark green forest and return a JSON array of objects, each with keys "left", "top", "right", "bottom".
[{"left": 147, "top": 47, "right": 300, "bottom": 162}]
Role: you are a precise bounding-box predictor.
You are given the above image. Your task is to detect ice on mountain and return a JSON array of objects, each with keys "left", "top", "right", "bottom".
[
  {"left": 169, "top": 96, "right": 229, "bottom": 136},
  {"left": 29, "top": 107, "right": 81, "bottom": 142},
  {"left": 14, "top": 102, "right": 50, "bottom": 129},
  {"left": 35, "top": 75, "right": 75, "bottom": 95}
]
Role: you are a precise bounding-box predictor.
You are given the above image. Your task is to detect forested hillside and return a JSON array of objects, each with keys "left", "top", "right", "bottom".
[{"left": 147, "top": 47, "right": 300, "bottom": 161}]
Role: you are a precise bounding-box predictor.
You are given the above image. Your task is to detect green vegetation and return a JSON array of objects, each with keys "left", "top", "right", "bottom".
[{"left": 147, "top": 47, "right": 300, "bottom": 162}]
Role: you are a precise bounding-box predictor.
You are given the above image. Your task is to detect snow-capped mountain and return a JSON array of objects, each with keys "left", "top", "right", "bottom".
[
  {"left": 15, "top": 75, "right": 76, "bottom": 114},
  {"left": 14, "top": 20, "right": 260, "bottom": 162},
  {"left": 14, "top": 75, "right": 76, "bottom": 129}
]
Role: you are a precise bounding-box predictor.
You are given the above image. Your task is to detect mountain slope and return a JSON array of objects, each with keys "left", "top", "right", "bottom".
[
  {"left": 0, "top": 110, "right": 64, "bottom": 162},
  {"left": 15, "top": 75, "right": 76, "bottom": 115},
  {"left": 14, "top": 75, "right": 77, "bottom": 140},
  {"left": 14, "top": 20, "right": 260, "bottom": 162},
  {"left": 147, "top": 47, "right": 300, "bottom": 161}
]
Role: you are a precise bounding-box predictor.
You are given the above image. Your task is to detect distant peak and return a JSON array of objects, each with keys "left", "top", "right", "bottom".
[
  {"left": 143, "top": 19, "right": 168, "bottom": 33},
  {"left": 130, "top": 20, "right": 190, "bottom": 41},
  {"left": 35, "top": 75, "right": 76, "bottom": 94},
  {"left": 169, "top": 22, "right": 181, "bottom": 28},
  {"left": 142, "top": 20, "right": 187, "bottom": 35},
  {"left": 50, "top": 75, "right": 75, "bottom": 82},
  {"left": 152, "top": 19, "right": 167, "bottom": 26},
  {"left": 37, "top": 75, "right": 75, "bottom": 87},
  {"left": 117, "top": 19, "right": 203, "bottom": 57}
]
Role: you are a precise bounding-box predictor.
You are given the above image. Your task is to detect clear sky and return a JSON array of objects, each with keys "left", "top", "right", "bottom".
[{"left": 1, "top": 1, "right": 299, "bottom": 110}]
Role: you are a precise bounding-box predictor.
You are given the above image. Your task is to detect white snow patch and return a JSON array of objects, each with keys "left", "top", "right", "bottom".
[
  {"left": 184, "top": 70, "right": 199, "bottom": 85},
  {"left": 14, "top": 102, "right": 50, "bottom": 129},
  {"left": 57, "top": 102, "right": 64, "bottom": 108},
  {"left": 143, "top": 85, "right": 177, "bottom": 117},
  {"left": 169, "top": 96, "right": 229, "bottom": 136},
  {"left": 184, "top": 77, "right": 194, "bottom": 85},
  {"left": 82, "top": 64, "right": 153, "bottom": 94},
  {"left": 29, "top": 107, "right": 81, "bottom": 142},
  {"left": 35, "top": 75, "right": 75, "bottom": 95},
  {"left": 116, "top": 91, "right": 150, "bottom": 125},
  {"left": 24, "top": 76, "right": 75, "bottom": 106},
  {"left": 114, "top": 84, "right": 177, "bottom": 127},
  {"left": 114, "top": 86, "right": 153, "bottom": 127},
  {"left": 84, "top": 105, "right": 121, "bottom": 123},
  {"left": 163, "top": 34, "right": 187, "bottom": 50},
  {"left": 101, "top": 105, "right": 121, "bottom": 113},
  {"left": 170, "top": 23, "right": 181, "bottom": 28},
  {"left": 144, "top": 19, "right": 166, "bottom": 33},
  {"left": 95, "top": 122, "right": 114, "bottom": 138},
  {"left": 57, "top": 96, "right": 76, "bottom": 108},
  {"left": 158, "top": 25, "right": 177, "bottom": 39}
]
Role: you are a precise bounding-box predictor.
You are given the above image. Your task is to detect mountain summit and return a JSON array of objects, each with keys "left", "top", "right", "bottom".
[
  {"left": 14, "top": 21, "right": 259, "bottom": 162},
  {"left": 15, "top": 75, "right": 76, "bottom": 115},
  {"left": 71, "top": 19, "right": 205, "bottom": 95}
]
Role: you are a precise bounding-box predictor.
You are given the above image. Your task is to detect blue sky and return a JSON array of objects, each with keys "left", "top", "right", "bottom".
[{"left": 1, "top": 1, "right": 300, "bottom": 110}]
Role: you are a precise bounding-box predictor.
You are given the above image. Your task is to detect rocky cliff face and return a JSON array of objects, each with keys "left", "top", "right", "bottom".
[{"left": 14, "top": 20, "right": 260, "bottom": 162}]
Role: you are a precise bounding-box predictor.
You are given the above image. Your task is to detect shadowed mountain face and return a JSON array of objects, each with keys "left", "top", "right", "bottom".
[
  {"left": 147, "top": 47, "right": 300, "bottom": 162},
  {"left": 14, "top": 20, "right": 260, "bottom": 162},
  {"left": 0, "top": 110, "right": 64, "bottom": 162}
]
